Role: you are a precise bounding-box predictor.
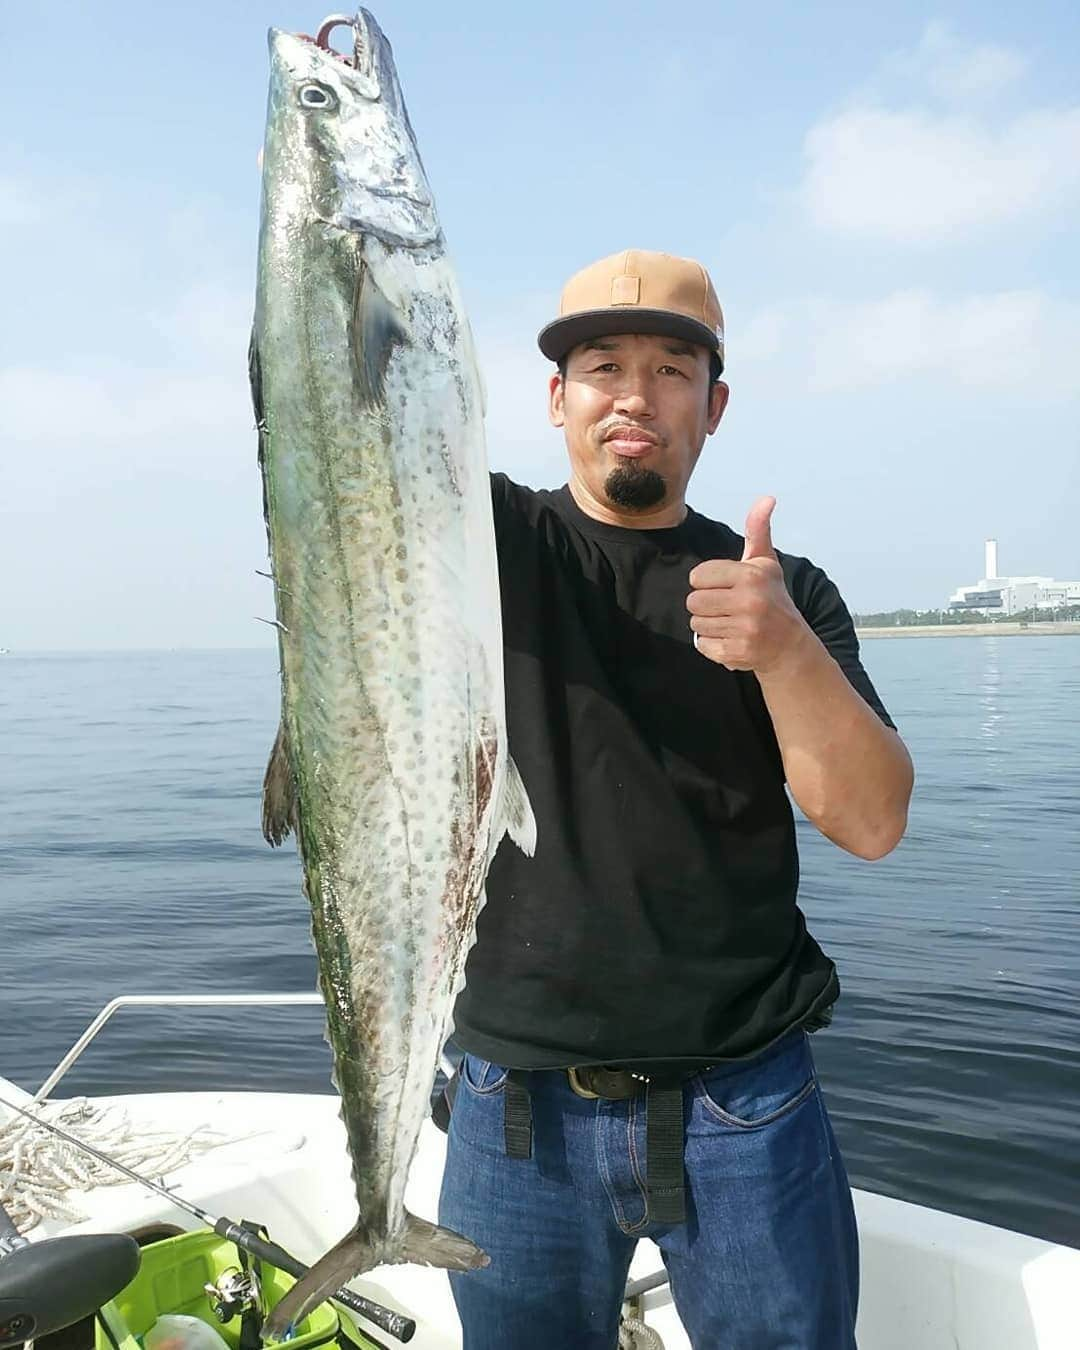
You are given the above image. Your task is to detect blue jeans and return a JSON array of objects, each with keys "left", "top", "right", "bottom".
[{"left": 438, "top": 1027, "right": 859, "bottom": 1349}]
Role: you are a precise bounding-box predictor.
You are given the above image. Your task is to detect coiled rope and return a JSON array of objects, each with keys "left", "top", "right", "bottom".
[
  {"left": 0, "top": 1096, "right": 221, "bottom": 1233},
  {"left": 618, "top": 1314, "right": 665, "bottom": 1350}
]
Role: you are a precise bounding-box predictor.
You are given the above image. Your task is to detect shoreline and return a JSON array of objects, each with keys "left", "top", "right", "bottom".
[{"left": 856, "top": 622, "right": 1080, "bottom": 639}]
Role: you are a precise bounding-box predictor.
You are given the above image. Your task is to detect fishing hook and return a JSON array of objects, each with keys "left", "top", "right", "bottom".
[{"left": 316, "top": 13, "right": 365, "bottom": 69}]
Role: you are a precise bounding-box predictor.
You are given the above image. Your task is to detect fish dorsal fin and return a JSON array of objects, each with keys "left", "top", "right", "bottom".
[
  {"left": 501, "top": 755, "right": 537, "bottom": 858},
  {"left": 262, "top": 720, "right": 298, "bottom": 846},
  {"left": 352, "top": 263, "right": 409, "bottom": 411}
]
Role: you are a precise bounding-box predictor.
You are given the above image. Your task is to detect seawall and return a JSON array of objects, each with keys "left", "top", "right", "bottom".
[{"left": 856, "top": 622, "right": 1080, "bottom": 639}]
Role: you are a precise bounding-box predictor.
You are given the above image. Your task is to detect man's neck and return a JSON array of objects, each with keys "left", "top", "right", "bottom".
[{"left": 568, "top": 475, "right": 688, "bottom": 530}]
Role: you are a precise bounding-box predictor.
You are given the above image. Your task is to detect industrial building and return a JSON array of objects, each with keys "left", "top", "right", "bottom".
[{"left": 948, "top": 540, "right": 1080, "bottom": 616}]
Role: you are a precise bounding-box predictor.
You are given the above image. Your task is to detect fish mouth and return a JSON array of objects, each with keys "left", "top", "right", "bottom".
[
  {"left": 269, "top": 14, "right": 381, "bottom": 101},
  {"left": 313, "top": 10, "right": 373, "bottom": 76}
]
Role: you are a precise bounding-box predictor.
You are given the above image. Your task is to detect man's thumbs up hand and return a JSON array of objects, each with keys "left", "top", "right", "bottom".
[
  {"left": 687, "top": 497, "right": 809, "bottom": 674},
  {"left": 741, "top": 496, "right": 778, "bottom": 564}
]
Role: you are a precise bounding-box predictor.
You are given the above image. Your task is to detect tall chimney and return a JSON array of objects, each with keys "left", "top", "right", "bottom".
[{"left": 985, "top": 539, "right": 999, "bottom": 580}]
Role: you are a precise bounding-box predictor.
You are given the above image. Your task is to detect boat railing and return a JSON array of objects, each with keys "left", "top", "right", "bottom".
[
  {"left": 31, "top": 993, "right": 674, "bottom": 1317},
  {"left": 33, "top": 994, "right": 324, "bottom": 1103}
]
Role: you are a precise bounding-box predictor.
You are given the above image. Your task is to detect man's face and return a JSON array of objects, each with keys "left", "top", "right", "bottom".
[{"left": 549, "top": 332, "right": 729, "bottom": 521}]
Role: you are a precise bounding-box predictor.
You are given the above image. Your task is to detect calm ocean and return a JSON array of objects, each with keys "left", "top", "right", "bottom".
[{"left": 1, "top": 639, "right": 1078, "bottom": 1248}]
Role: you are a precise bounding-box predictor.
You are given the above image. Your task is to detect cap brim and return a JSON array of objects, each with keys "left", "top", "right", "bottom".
[{"left": 537, "top": 308, "right": 722, "bottom": 368}]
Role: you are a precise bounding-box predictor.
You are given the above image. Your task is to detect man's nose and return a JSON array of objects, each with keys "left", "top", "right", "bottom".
[{"left": 612, "top": 384, "right": 653, "bottom": 418}]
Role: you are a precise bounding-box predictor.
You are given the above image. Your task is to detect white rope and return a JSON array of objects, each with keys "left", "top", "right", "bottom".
[
  {"left": 618, "top": 1315, "right": 665, "bottom": 1350},
  {"left": 0, "top": 1097, "right": 225, "bottom": 1234}
]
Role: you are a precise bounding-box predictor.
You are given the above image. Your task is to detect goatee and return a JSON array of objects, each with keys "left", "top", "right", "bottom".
[{"left": 603, "top": 464, "right": 667, "bottom": 511}]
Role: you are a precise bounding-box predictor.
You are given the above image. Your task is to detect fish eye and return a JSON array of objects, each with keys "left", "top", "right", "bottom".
[{"left": 298, "top": 83, "right": 337, "bottom": 111}]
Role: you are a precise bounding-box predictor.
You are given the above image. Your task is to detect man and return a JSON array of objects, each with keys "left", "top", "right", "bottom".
[{"left": 438, "top": 249, "right": 914, "bottom": 1348}]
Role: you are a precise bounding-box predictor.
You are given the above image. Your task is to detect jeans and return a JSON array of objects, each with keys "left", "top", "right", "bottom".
[{"left": 438, "top": 1027, "right": 859, "bottom": 1349}]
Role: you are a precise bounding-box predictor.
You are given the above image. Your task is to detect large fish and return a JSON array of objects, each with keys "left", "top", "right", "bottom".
[{"left": 250, "top": 9, "right": 536, "bottom": 1334}]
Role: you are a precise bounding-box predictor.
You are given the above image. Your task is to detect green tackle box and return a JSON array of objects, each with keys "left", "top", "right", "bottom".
[{"left": 94, "top": 1227, "right": 380, "bottom": 1350}]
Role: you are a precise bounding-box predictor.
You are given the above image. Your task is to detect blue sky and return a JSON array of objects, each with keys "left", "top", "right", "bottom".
[{"left": 2, "top": 1, "right": 1078, "bottom": 648}]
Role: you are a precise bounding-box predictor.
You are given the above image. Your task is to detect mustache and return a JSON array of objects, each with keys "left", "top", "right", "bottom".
[{"left": 598, "top": 420, "right": 665, "bottom": 446}]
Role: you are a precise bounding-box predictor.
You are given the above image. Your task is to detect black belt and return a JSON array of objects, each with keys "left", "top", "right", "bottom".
[
  {"left": 566, "top": 1065, "right": 648, "bottom": 1099},
  {"left": 503, "top": 1065, "right": 706, "bottom": 1225}
]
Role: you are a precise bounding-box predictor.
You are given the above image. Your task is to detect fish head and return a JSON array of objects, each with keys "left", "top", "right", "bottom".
[{"left": 265, "top": 10, "right": 440, "bottom": 249}]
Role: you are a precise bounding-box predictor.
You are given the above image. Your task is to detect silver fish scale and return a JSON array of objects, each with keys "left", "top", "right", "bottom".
[{"left": 274, "top": 309, "right": 496, "bottom": 1232}]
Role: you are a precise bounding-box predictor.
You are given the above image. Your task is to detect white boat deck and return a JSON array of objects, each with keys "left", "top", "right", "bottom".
[{"left": 5, "top": 1078, "right": 1078, "bottom": 1349}]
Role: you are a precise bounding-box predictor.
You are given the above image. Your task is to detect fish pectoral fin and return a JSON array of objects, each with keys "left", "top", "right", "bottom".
[
  {"left": 261, "top": 1222, "right": 377, "bottom": 1341},
  {"left": 463, "top": 316, "right": 487, "bottom": 418},
  {"left": 501, "top": 755, "right": 537, "bottom": 858},
  {"left": 261, "top": 1214, "right": 487, "bottom": 1342},
  {"left": 353, "top": 263, "right": 410, "bottom": 411},
  {"left": 261, "top": 721, "right": 298, "bottom": 846}
]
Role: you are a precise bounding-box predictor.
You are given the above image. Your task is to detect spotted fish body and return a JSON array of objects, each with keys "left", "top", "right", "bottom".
[{"left": 251, "top": 11, "right": 535, "bottom": 1334}]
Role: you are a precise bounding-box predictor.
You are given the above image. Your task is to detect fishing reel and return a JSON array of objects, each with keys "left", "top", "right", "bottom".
[{"left": 204, "top": 1266, "right": 263, "bottom": 1323}]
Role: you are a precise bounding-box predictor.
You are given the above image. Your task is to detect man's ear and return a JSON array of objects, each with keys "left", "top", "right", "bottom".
[
  {"left": 707, "top": 380, "right": 729, "bottom": 434},
  {"left": 548, "top": 371, "right": 565, "bottom": 428}
]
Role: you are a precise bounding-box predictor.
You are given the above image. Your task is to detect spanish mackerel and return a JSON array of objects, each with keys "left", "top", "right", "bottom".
[{"left": 250, "top": 10, "right": 536, "bottom": 1334}]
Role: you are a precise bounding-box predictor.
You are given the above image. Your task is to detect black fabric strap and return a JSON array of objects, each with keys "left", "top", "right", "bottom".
[
  {"left": 645, "top": 1083, "right": 686, "bottom": 1224},
  {"left": 498, "top": 1070, "right": 687, "bottom": 1222},
  {"left": 503, "top": 1070, "right": 533, "bottom": 1159},
  {"left": 237, "top": 1220, "right": 267, "bottom": 1350},
  {"left": 432, "top": 1068, "right": 459, "bottom": 1134}
]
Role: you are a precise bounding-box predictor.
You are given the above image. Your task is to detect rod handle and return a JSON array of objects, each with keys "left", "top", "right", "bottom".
[{"left": 213, "top": 1220, "right": 416, "bottom": 1342}]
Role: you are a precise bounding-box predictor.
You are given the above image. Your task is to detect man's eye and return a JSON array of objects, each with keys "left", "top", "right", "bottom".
[
  {"left": 660, "top": 365, "right": 686, "bottom": 377},
  {"left": 593, "top": 363, "right": 619, "bottom": 373}
]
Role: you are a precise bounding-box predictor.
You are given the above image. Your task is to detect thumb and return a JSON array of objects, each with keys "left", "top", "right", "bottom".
[{"left": 741, "top": 496, "right": 778, "bottom": 562}]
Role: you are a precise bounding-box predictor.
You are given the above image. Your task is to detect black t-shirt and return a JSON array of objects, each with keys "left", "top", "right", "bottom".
[{"left": 451, "top": 473, "right": 896, "bottom": 1071}]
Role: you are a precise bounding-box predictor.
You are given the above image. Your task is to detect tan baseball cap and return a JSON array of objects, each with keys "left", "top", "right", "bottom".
[{"left": 537, "top": 249, "right": 725, "bottom": 371}]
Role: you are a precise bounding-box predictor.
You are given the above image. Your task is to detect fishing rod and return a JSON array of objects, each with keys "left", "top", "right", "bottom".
[{"left": 0, "top": 1092, "right": 414, "bottom": 1346}]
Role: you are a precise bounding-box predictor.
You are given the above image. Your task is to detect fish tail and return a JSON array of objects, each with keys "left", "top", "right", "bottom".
[
  {"left": 261, "top": 1213, "right": 488, "bottom": 1341},
  {"left": 399, "top": 1211, "right": 490, "bottom": 1271},
  {"left": 261, "top": 1223, "right": 377, "bottom": 1341}
]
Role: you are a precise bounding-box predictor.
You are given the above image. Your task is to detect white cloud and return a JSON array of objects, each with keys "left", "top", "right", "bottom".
[
  {"left": 0, "top": 276, "right": 258, "bottom": 472},
  {"left": 737, "top": 309, "right": 790, "bottom": 363},
  {"left": 148, "top": 282, "right": 253, "bottom": 368},
  {"left": 896, "top": 21, "right": 1028, "bottom": 102},
  {"left": 0, "top": 366, "right": 250, "bottom": 462},
  {"left": 736, "top": 289, "right": 1080, "bottom": 398},
  {"left": 803, "top": 105, "right": 1080, "bottom": 242},
  {"left": 472, "top": 320, "right": 568, "bottom": 482},
  {"left": 801, "top": 24, "right": 1080, "bottom": 242}
]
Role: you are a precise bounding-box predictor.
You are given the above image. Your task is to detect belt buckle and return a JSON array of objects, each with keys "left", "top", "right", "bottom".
[{"left": 567, "top": 1067, "right": 601, "bottom": 1100}]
